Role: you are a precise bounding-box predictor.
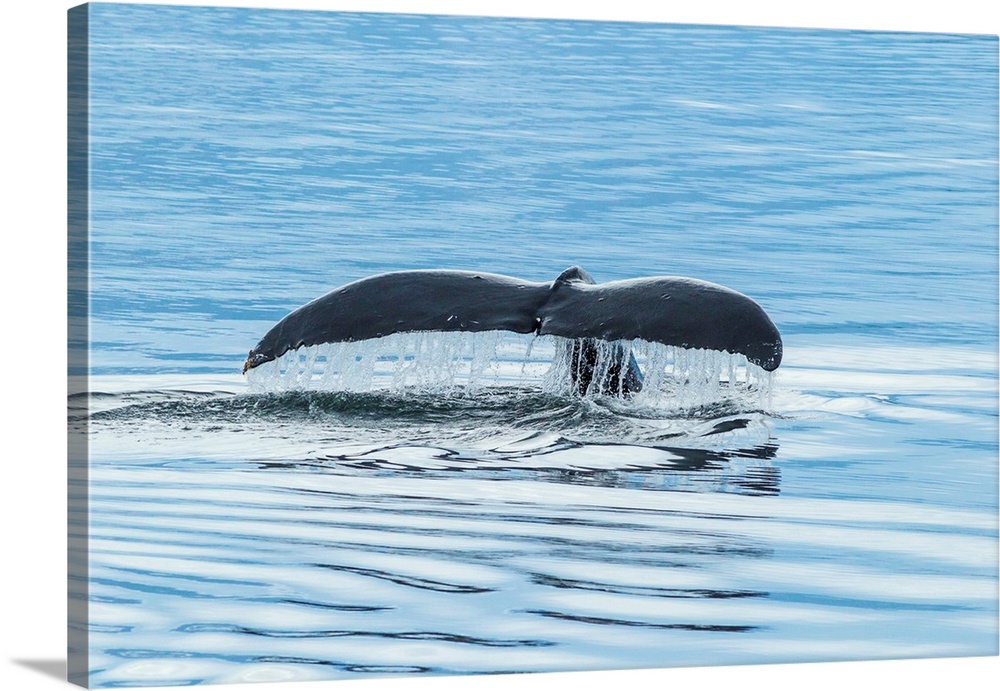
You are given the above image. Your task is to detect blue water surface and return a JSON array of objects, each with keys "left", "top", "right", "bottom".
[{"left": 77, "top": 4, "right": 998, "bottom": 688}]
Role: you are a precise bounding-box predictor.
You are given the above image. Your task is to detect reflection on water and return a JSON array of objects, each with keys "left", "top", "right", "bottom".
[
  {"left": 80, "top": 341, "right": 998, "bottom": 687},
  {"left": 82, "top": 449, "right": 996, "bottom": 687}
]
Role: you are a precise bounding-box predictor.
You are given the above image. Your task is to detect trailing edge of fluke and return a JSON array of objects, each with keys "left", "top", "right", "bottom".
[{"left": 243, "top": 266, "right": 782, "bottom": 396}]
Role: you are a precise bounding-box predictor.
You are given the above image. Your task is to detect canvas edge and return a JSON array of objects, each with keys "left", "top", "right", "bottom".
[{"left": 68, "top": 3, "right": 90, "bottom": 688}]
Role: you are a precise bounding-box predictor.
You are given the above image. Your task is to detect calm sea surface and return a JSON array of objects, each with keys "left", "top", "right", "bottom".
[{"left": 76, "top": 4, "right": 998, "bottom": 688}]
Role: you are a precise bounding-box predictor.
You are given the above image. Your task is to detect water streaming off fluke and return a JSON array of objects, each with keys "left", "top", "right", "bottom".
[{"left": 244, "top": 331, "right": 775, "bottom": 411}]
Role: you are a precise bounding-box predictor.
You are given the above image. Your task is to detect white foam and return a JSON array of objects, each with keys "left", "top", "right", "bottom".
[{"left": 245, "top": 330, "right": 774, "bottom": 408}]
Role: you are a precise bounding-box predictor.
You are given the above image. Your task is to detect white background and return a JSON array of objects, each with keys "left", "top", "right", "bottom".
[{"left": 1, "top": 1, "right": 997, "bottom": 690}]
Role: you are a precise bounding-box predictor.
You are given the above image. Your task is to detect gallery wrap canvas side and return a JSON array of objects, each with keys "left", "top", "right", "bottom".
[{"left": 68, "top": 4, "right": 90, "bottom": 688}]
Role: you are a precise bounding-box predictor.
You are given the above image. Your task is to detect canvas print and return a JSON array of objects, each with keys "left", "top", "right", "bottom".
[{"left": 68, "top": 3, "right": 999, "bottom": 688}]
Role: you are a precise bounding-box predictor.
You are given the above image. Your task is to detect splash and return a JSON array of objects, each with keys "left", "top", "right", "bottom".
[{"left": 245, "top": 330, "right": 774, "bottom": 409}]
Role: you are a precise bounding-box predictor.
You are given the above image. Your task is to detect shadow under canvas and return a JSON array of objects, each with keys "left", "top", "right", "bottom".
[{"left": 12, "top": 658, "right": 67, "bottom": 682}]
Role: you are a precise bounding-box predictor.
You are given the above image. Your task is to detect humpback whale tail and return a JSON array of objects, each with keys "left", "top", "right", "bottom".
[{"left": 243, "top": 266, "right": 782, "bottom": 397}]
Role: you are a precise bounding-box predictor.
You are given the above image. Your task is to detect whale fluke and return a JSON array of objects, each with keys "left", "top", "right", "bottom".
[
  {"left": 538, "top": 266, "right": 782, "bottom": 373},
  {"left": 243, "top": 267, "right": 782, "bottom": 396}
]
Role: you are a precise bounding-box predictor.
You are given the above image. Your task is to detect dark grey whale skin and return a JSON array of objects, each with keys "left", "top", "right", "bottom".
[
  {"left": 243, "top": 266, "right": 782, "bottom": 394},
  {"left": 538, "top": 267, "right": 782, "bottom": 372}
]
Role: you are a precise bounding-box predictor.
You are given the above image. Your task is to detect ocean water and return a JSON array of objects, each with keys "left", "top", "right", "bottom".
[{"left": 72, "top": 4, "right": 998, "bottom": 688}]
